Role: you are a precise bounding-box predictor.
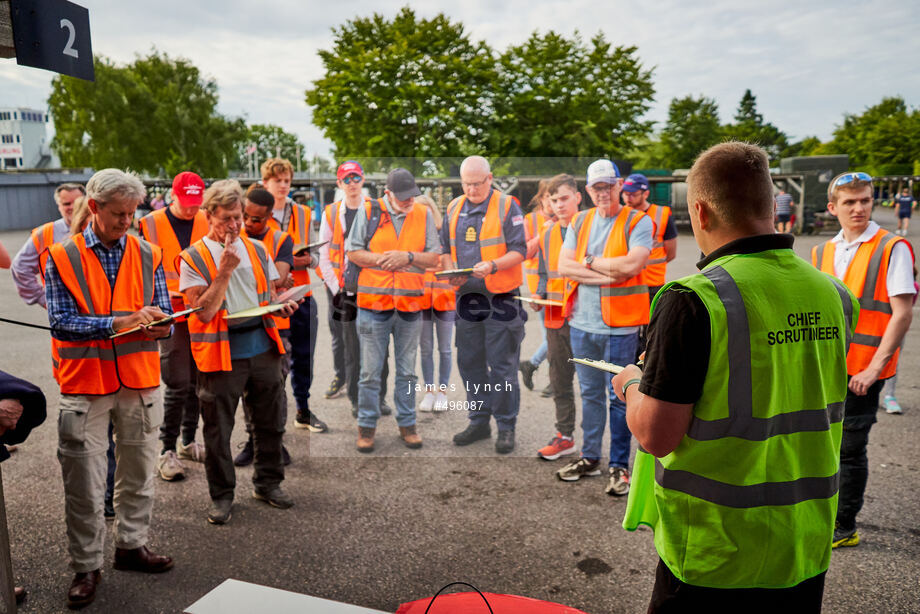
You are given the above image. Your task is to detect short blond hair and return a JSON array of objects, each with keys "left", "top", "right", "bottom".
[
  {"left": 202, "top": 179, "right": 243, "bottom": 214},
  {"left": 260, "top": 158, "right": 294, "bottom": 182},
  {"left": 687, "top": 142, "right": 774, "bottom": 225}
]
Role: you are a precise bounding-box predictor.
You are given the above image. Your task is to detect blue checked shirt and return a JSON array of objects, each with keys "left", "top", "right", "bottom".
[{"left": 45, "top": 226, "right": 172, "bottom": 341}]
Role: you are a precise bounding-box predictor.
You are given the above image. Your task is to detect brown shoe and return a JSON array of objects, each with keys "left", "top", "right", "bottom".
[
  {"left": 113, "top": 545, "right": 174, "bottom": 573},
  {"left": 399, "top": 425, "right": 423, "bottom": 449},
  {"left": 67, "top": 570, "right": 100, "bottom": 609},
  {"left": 356, "top": 426, "right": 375, "bottom": 453},
  {"left": 15, "top": 585, "right": 27, "bottom": 605}
]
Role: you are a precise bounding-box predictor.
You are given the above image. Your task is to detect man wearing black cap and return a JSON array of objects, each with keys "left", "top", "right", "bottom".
[{"left": 346, "top": 169, "right": 442, "bottom": 452}]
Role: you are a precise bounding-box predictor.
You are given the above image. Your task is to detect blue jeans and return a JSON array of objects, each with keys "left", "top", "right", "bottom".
[
  {"left": 356, "top": 308, "right": 421, "bottom": 428},
  {"left": 290, "top": 296, "right": 318, "bottom": 411},
  {"left": 569, "top": 327, "right": 637, "bottom": 468},
  {"left": 529, "top": 317, "right": 548, "bottom": 367},
  {"left": 420, "top": 308, "right": 455, "bottom": 388}
]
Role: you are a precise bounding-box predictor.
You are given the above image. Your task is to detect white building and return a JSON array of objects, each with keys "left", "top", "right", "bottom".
[{"left": 0, "top": 107, "right": 61, "bottom": 170}]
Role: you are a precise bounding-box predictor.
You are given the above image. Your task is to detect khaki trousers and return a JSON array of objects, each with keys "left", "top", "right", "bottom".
[{"left": 57, "top": 387, "right": 162, "bottom": 572}]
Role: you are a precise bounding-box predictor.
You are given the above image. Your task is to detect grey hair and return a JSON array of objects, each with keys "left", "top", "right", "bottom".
[
  {"left": 460, "top": 155, "right": 491, "bottom": 176},
  {"left": 85, "top": 169, "right": 146, "bottom": 206},
  {"left": 53, "top": 182, "right": 85, "bottom": 203}
]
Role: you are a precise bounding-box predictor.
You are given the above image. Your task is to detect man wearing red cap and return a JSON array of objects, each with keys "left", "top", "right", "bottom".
[{"left": 139, "top": 172, "right": 209, "bottom": 482}]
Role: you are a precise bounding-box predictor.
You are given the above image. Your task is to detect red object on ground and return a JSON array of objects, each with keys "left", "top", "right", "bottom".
[{"left": 396, "top": 591, "right": 591, "bottom": 613}]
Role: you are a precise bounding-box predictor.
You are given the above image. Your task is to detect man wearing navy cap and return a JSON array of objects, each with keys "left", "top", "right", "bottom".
[{"left": 622, "top": 173, "right": 678, "bottom": 299}]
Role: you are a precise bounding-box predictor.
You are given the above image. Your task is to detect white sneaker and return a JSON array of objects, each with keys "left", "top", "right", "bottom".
[
  {"left": 434, "top": 392, "right": 448, "bottom": 411},
  {"left": 157, "top": 450, "right": 186, "bottom": 482},
  {"left": 177, "top": 440, "right": 206, "bottom": 463},
  {"left": 419, "top": 392, "right": 436, "bottom": 412}
]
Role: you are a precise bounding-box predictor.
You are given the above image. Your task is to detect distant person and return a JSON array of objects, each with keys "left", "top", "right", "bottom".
[
  {"left": 774, "top": 187, "right": 795, "bottom": 233},
  {"left": 150, "top": 192, "right": 166, "bottom": 210},
  {"left": 813, "top": 172, "right": 915, "bottom": 549},
  {"left": 894, "top": 187, "right": 917, "bottom": 236}
]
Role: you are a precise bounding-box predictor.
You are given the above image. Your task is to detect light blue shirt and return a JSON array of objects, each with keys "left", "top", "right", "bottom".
[{"left": 562, "top": 208, "right": 653, "bottom": 335}]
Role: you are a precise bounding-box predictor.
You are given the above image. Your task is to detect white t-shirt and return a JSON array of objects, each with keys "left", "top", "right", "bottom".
[
  {"left": 179, "top": 236, "right": 280, "bottom": 315},
  {"left": 830, "top": 221, "right": 916, "bottom": 297}
]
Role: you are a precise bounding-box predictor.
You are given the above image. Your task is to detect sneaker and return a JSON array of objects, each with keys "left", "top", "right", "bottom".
[
  {"left": 832, "top": 525, "right": 859, "bottom": 548},
  {"left": 156, "top": 450, "right": 186, "bottom": 482},
  {"left": 605, "top": 466, "right": 631, "bottom": 496},
  {"left": 324, "top": 375, "right": 346, "bottom": 399},
  {"left": 452, "top": 422, "right": 491, "bottom": 446},
  {"left": 253, "top": 487, "right": 294, "bottom": 509},
  {"left": 177, "top": 440, "right": 206, "bottom": 463},
  {"left": 495, "top": 429, "right": 515, "bottom": 454},
  {"left": 233, "top": 439, "right": 254, "bottom": 467},
  {"left": 883, "top": 395, "right": 903, "bottom": 414},
  {"left": 282, "top": 444, "right": 292, "bottom": 466},
  {"left": 419, "top": 392, "right": 436, "bottom": 412},
  {"left": 207, "top": 498, "right": 232, "bottom": 525},
  {"left": 540, "top": 383, "right": 554, "bottom": 398},
  {"left": 434, "top": 391, "right": 448, "bottom": 411},
  {"left": 537, "top": 433, "right": 575, "bottom": 460},
  {"left": 294, "top": 410, "right": 328, "bottom": 433},
  {"left": 556, "top": 457, "right": 602, "bottom": 482},
  {"left": 519, "top": 360, "right": 537, "bottom": 390},
  {"left": 380, "top": 400, "right": 393, "bottom": 416}
]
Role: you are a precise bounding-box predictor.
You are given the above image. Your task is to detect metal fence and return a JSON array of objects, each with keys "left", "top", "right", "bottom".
[{"left": 0, "top": 171, "right": 94, "bottom": 231}]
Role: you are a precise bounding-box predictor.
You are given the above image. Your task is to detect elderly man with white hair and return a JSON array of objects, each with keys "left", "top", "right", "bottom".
[
  {"left": 44, "top": 168, "right": 175, "bottom": 609},
  {"left": 440, "top": 156, "right": 528, "bottom": 454}
]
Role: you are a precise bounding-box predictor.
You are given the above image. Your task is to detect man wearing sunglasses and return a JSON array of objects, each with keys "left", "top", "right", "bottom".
[{"left": 812, "top": 171, "right": 915, "bottom": 549}]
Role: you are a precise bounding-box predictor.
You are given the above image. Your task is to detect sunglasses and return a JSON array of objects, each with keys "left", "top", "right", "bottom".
[
  {"left": 831, "top": 172, "right": 872, "bottom": 189},
  {"left": 342, "top": 174, "right": 363, "bottom": 185}
]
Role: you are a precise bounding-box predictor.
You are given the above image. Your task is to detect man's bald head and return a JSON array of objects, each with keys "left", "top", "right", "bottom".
[{"left": 460, "top": 156, "right": 490, "bottom": 176}]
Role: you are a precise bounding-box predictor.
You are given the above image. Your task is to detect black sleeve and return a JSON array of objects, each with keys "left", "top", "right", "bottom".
[
  {"left": 536, "top": 244, "right": 547, "bottom": 297},
  {"left": 663, "top": 216, "right": 678, "bottom": 240},
  {"left": 639, "top": 285, "right": 711, "bottom": 404},
  {"left": 0, "top": 370, "right": 47, "bottom": 451},
  {"left": 275, "top": 235, "right": 294, "bottom": 268}
]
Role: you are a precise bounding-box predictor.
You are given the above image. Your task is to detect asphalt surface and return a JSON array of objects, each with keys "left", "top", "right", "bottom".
[{"left": 0, "top": 205, "right": 918, "bottom": 613}]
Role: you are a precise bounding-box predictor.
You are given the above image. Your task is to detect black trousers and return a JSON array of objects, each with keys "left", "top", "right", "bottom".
[
  {"left": 158, "top": 320, "right": 200, "bottom": 450},
  {"left": 837, "top": 377, "right": 885, "bottom": 531},
  {"left": 648, "top": 559, "right": 826, "bottom": 613}
]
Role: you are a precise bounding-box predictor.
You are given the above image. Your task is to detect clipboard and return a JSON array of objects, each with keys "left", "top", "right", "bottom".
[
  {"left": 110, "top": 307, "right": 202, "bottom": 339},
  {"left": 568, "top": 358, "right": 625, "bottom": 374},
  {"left": 224, "top": 285, "right": 310, "bottom": 320},
  {"left": 513, "top": 296, "right": 564, "bottom": 307},
  {"left": 293, "top": 240, "right": 328, "bottom": 256},
  {"left": 434, "top": 268, "right": 475, "bottom": 278}
]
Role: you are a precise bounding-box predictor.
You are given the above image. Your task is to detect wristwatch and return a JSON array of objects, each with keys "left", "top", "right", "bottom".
[
  {"left": 585, "top": 254, "right": 595, "bottom": 269},
  {"left": 407, "top": 251, "right": 415, "bottom": 264},
  {"left": 490, "top": 260, "right": 498, "bottom": 274}
]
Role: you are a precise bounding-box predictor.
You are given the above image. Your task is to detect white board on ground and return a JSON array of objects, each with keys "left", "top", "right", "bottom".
[{"left": 185, "top": 578, "right": 389, "bottom": 614}]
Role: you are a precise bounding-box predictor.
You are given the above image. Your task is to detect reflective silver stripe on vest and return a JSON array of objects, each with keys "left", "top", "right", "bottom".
[
  {"left": 330, "top": 242, "right": 341, "bottom": 251},
  {"left": 190, "top": 331, "right": 230, "bottom": 343},
  {"left": 356, "top": 285, "right": 424, "bottom": 297},
  {"left": 185, "top": 246, "right": 213, "bottom": 285},
  {"left": 647, "top": 257, "right": 667, "bottom": 265},
  {"left": 62, "top": 240, "right": 96, "bottom": 313},
  {"left": 858, "top": 232, "right": 897, "bottom": 313},
  {"left": 828, "top": 277, "right": 854, "bottom": 351},
  {"left": 814, "top": 243, "right": 826, "bottom": 267},
  {"left": 684, "top": 265, "right": 846, "bottom": 443},
  {"left": 623, "top": 208, "right": 640, "bottom": 244},
  {"left": 653, "top": 206, "right": 665, "bottom": 243},
  {"left": 142, "top": 216, "right": 158, "bottom": 245},
  {"left": 137, "top": 239, "right": 155, "bottom": 304},
  {"left": 250, "top": 241, "right": 272, "bottom": 304},
  {"left": 599, "top": 285, "right": 648, "bottom": 297},
  {"left": 545, "top": 291, "right": 564, "bottom": 301},
  {"left": 406, "top": 264, "right": 427, "bottom": 275},
  {"left": 546, "top": 271, "right": 562, "bottom": 279},
  {"left": 58, "top": 340, "right": 157, "bottom": 361},
  {"left": 426, "top": 281, "right": 454, "bottom": 290},
  {"left": 655, "top": 458, "right": 839, "bottom": 509},
  {"left": 165, "top": 271, "right": 180, "bottom": 280},
  {"left": 852, "top": 332, "right": 881, "bottom": 347}
]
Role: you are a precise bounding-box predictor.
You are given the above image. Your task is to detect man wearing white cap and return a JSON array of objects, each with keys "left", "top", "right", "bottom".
[{"left": 556, "top": 159, "right": 652, "bottom": 495}]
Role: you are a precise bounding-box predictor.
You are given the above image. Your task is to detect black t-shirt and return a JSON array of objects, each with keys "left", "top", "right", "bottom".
[
  {"left": 343, "top": 206, "right": 358, "bottom": 239},
  {"left": 165, "top": 206, "right": 197, "bottom": 249},
  {"left": 639, "top": 233, "right": 795, "bottom": 405}
]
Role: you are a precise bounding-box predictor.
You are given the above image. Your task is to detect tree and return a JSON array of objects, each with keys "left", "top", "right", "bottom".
[
  {"left": 49, "top": 51, "right": 245, "bottom": 177},
  {"left": 780, "top": 136, "right": 824, "bottom": 159},
  {"left": 723, "top": 89, "right": 788, "bottom": 163},
  {"left": 492, "top": 31, "right": 655, "bottom": 173},
  {"left": 305, "top": 7, "right": 496, "bottom": 173},
  {"left": 656, "top": 95, "right": 723, "bottom": 169},
  {"left": 236, "top": 124, "right": 306, "bottom": 172},
  {"left": 823, "top": 97, "right": 920, "bottom": 174}
]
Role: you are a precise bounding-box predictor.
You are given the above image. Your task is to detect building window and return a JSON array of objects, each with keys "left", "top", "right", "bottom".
[
  {"left": 3, "top": 158, "right": 16, "bottom": 168},
  {"left": 15, "top": 135, "right": 20, "bottom": 142},
  {"left": 1, "top": 135, "right": 12, "bottom": 143}
]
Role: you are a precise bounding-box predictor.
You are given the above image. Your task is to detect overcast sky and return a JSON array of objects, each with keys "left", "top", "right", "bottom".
[{"left": 2, "top": 0, "right": 918, "bottom": 160}]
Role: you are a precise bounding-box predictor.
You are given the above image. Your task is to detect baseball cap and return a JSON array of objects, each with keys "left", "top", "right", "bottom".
[
  {"left": 386, "top": 168, "right": 422, "bottom": 201},
  {"left": 172, "top": 172, "right": 205, "bottom": 207},
  {"left": 336, "top": 161, "right": 364, "bottom": 180},
  {"left": 586, "top": 159, "right": 621, "bottom": 187},
  {"left": 622, "top": 173, "right": 650, "bottom": 193}
]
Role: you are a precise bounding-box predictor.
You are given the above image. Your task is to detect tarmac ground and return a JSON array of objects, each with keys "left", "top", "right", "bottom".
[{"left": 0, "top": 204, "right": 918, "bottom": 613}]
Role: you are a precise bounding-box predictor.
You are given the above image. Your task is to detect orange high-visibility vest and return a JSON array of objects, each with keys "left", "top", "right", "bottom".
[
  {"left": 47, "top": 234, "right": 163, "bottom": 395},
  {"left": 641, "top": 203, "right": 671, "bottom": 287},
  {"left": 422, "top": 270, "right": 457, "bottom": 312},
  {"left": 357, "top": 199, "right": 429, "bottom": 312},
  {"left": 31, "top": 221, "right": 57, "bottom": 275},
  {"left": 563, "top": 207, "right": 650, "bottom": 327},
  {"left": 139, "top": 208, "right": 208, "bottom": 309},
  {"left": 446, "top": 190, "right": 523, "bottom": 294},
  {"left": 324, "top": 199, "right": 371, "bottom": 288},
  {"left": 180, "top": 237, "right": 285, "bottom": 373},
  {"left": 523, "top": 210, "right": 547, "bottom": 295},
  {"left": 267, "top": 201, "right": 314, "bottom": 293},
  {"left": 243, "top": 228, "right": 291, "bottom": 332},
  {"left": 812, "top": 228, "right": 914, "bottom": 379},
  {"left": 538, "top": 221, "right": 569, "bottom": 329}
]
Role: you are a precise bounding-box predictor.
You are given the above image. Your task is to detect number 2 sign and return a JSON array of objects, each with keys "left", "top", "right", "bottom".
[{"left": 9, "top": 0, "right": 94, "bottom": 81}]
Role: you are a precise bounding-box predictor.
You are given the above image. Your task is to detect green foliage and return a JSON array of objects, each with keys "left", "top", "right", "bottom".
[
  {"left": 304, "top": 7, "right": 496, "bottom": 173},
  {"left": 656, "top": 95, "right": 723, "bottom": 169},
  {"left": 823, "top": 97, "right": 920, "bottom": 174},
  {"left": 49, "top": 51, "right": 244, "bottom": 177},
  {"left": 237, "top": 124, "right": 306, "bottom": 171},
  {"left": 781, "top": 136, "right": 823, "bottom": 159},
  {"left": 492, "top": 31, "right": 654, "bottom": 172},
  {"left": 722, "top": 89, "right": 788, "bottom": 163}
]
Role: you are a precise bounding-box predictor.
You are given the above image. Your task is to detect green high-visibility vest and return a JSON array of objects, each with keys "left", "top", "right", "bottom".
[{"left": 623, "top": 248, "right": 858, "bottom": 589}]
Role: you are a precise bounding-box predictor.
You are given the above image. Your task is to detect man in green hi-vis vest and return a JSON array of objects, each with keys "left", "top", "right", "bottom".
[{"left": 612, "top": 142, "right": 859, "bottom": 613}]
